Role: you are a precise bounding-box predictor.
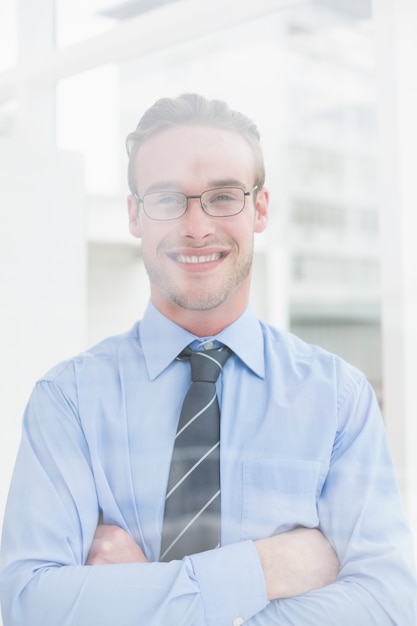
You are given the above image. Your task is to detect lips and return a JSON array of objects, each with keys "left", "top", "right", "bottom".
[{"left": 175, "top": 252, "right": 223, "bottom": 264}]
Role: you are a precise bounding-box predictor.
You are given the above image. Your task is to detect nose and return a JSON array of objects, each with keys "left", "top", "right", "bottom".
[{"left": 178, "top": 196, "right": 215, "bottom": 239}]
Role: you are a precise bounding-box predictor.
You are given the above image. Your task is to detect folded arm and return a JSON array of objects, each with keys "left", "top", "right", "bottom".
[
  {"left": 86, "top": 523, "right": 339, "bottom": 598},
  {"left": 1, "top": 374, "right": 416, "bottom": 626}
]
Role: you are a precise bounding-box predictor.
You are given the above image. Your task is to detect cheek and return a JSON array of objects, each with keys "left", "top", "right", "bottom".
[
  {"left": 140, "top": 224, "right": 169, "bottom": 255},
  {"left": 238, "top": 217, "right": 258, "bottom": 241},
  {"left": 140, "top": 233, "right": 157, "bottom": 256}
]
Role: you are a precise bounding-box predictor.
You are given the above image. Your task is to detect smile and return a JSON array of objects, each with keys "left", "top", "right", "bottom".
[{"left": 175, "top": 252, "right": 224, "bottom": 264}]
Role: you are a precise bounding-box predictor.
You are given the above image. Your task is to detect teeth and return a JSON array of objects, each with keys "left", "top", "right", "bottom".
[{"left": 176, "top": 253, "right": 221, "bottom": 264}]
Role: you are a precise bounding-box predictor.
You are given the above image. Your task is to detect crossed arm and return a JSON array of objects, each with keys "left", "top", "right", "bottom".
[
  {"left": 2, "top": 377, "right": 416, "bottom": 625},
  {"left": 87, "top": 523, "right": 340, "bottom": 601}
]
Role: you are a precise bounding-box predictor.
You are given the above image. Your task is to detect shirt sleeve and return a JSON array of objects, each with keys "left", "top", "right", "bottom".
[
  {"left": 0, "top": 379, "right": 268, "bottom": 626},
  {"left": 245, "top": 372, "right": 417, "bottom": 625}
]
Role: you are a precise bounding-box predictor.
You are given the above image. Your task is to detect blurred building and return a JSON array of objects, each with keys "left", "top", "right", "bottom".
[{"left": 1, "top": 0, "right": 416, "bottom": 568}]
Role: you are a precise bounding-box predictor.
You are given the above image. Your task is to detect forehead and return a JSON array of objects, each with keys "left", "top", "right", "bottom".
[{"left": 133, "top": 124, "right": 256, "bottom": 191}]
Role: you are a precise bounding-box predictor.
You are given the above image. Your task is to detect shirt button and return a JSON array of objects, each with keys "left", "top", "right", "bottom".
[{"left": 232, "top": 618, "right": 244, "bottom": 626}]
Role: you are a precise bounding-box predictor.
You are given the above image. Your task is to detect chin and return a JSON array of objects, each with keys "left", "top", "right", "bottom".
[
  {"left": 174, "top": 297, "right": 225, "bottom": 312},
  {"left": 171, "top": 288, "right": 232, "bottom": 312}
]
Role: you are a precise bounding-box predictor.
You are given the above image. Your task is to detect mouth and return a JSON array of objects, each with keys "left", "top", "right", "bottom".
[{"left": 174, "top": 252, "right": 225, "bottom": 264}]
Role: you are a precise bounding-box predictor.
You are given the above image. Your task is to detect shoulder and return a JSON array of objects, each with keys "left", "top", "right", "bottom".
[
  {"left": 260, "top": 320, "right": 330, "bottom": 359},
  {"left": 39, "top": 322, "right": 142, "bottom": 385},
  {"left": 259, "top": 320, "right": 366, "bottom": 399}
]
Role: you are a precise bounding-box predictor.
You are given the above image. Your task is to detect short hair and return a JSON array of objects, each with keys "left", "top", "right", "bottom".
[{"left": 126, "top": 93, "right": 265, "bottom": 194}]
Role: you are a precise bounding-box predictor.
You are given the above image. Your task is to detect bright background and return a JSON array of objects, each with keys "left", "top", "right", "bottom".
[{"left": 1, "top": 2, "right": 416, "bottom": 614}]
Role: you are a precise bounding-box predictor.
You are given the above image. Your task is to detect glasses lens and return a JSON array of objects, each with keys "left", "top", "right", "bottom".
[
  {"left": 201, "top": 187, "right": 245, "bottom": 217},
  {"left": 144, "top": 191, "right": 186, "bottom": 220}
]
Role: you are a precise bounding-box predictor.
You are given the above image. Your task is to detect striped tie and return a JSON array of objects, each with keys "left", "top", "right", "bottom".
[{"left": 160, "top": 345, "right": 231, "bottom": 561}]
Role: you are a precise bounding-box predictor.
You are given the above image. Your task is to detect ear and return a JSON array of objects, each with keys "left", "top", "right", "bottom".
[
  {"left": 253, "top": 186, "right": 269, "bottom": 234},
  {"left": 127, "top": 194, "right": 142, "bottom": 238}
]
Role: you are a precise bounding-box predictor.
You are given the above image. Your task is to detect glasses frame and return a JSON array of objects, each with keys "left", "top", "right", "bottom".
[{"left": 134, "top": 185, "right": 259, "bottom": 221}]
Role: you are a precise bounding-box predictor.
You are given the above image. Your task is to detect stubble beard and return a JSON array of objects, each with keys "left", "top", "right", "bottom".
[{"left": 142, "top": 244, "right": 254, "bottom": 312}]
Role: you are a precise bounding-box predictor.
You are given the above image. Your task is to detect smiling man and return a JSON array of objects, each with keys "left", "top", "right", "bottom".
[
  {"left": 127, "top": 123, "right": 268, "bottom": 334},
  {"left": 0, "top": 93, "right": 416, "bottom": 626}
]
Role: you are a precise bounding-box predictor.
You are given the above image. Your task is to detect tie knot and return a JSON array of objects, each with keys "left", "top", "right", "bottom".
[{"left": 186, "top": 347, "right": 231, "bottom": 383}]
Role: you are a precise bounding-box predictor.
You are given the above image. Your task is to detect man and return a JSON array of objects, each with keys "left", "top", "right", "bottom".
[{"left": 0, "top": 93, "right": 416, "bottom": 625}]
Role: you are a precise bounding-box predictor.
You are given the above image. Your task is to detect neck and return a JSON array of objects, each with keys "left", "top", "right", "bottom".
[{"left": 151, "top": 296, "right": 247, "bottom": 337}]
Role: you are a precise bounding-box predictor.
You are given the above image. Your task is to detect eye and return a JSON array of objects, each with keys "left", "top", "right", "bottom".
[
  {"left": 214, "top": 193, "right": 234, "bottom": 202},
  {"left": 208, "top": 188, "right": 241, "bottom": 203},
  {"left": 153, "top": 192, "right": 184, "bottom": 206}
]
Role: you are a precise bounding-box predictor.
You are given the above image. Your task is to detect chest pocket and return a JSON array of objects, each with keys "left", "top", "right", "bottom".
[{"left": 241, "top": 459, "right": 327, "bottom": 540}]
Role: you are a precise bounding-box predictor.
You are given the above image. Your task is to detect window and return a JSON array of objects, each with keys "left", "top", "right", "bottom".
[{"left": 0, "top": 0, "right": 17, "bottom": 71}]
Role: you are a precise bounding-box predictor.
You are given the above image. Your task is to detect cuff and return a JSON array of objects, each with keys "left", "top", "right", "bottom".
[{"left": 189, "top": 540, "right": 268, "bottom": 626}]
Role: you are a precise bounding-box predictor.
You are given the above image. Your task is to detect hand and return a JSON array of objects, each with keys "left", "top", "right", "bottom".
[
  {"left": 255, "top": 527, "right": 339, "bottom": 600},
  {"left": 86, "top": 524, "right": 148, "bottom": 565}
]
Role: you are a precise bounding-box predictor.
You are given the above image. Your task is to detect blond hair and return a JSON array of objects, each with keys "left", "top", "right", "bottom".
[{"left": 126, "top": 93, "right": 265, "bottom": 193}]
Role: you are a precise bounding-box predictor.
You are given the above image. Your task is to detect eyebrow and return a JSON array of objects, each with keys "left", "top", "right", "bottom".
[
  {"left": 206, "top": 178, "right": 247, "bottom": 189},
  {"left": 144, "top": 181, "right": 182, "bottom": 194},
  {"left": 143, "top": 178, "right": 248, "bottom": 195}
]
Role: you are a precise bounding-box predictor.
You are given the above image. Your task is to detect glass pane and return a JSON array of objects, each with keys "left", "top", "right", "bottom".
[
  {"left": 0, "top": 98, "right": 17, "bottom": 137},
  {"left": 0, "top": 0, "right": 18, "bottom": 71},
  {"left": 115, "top": 1, "right": 379, "bottom": 391},
  {"left": 55, "top": 0, "right": 179, "bottom": 47},
  {"left": 54, "top": 0, "right": 379, "bottom": 396},
  {"left": 56, "top": 64, "right": 121, "bottom": 195},
  {"left": 55, "top": 0, "right": 118, "bottom": 47}
]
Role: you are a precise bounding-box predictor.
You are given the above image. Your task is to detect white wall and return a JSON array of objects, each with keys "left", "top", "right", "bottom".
[
  {"left": 373, "top": 0, "right": 417, "bottom": 541},
  {"left": 87, "top": 241, "right": 149, "bottom": 345},
  {"left": 0, "top": 140, "right": 86, "bottom": 526}
]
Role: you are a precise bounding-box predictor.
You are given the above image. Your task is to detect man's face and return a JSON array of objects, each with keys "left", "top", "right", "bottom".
[{"left": 127, "top": 124, "right": 268, "bottom": 324}]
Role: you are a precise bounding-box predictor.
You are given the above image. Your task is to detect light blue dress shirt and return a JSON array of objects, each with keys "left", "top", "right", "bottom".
[{"left": 1, "top": 302, "right": 416, "bottom": 625}]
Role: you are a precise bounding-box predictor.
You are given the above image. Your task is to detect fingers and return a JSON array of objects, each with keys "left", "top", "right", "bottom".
[{"left": 86, "top": 525, "right": 148, "bottom": 565}]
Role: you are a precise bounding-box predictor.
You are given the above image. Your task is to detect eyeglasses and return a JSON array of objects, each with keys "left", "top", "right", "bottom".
[{"left": 134, "top": 186, "right": 259, "bottom": 221}]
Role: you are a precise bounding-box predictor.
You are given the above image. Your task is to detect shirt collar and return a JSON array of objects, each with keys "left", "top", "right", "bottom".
[{"left": 140, "top": 301, "right": 265, "bottom": 380}]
